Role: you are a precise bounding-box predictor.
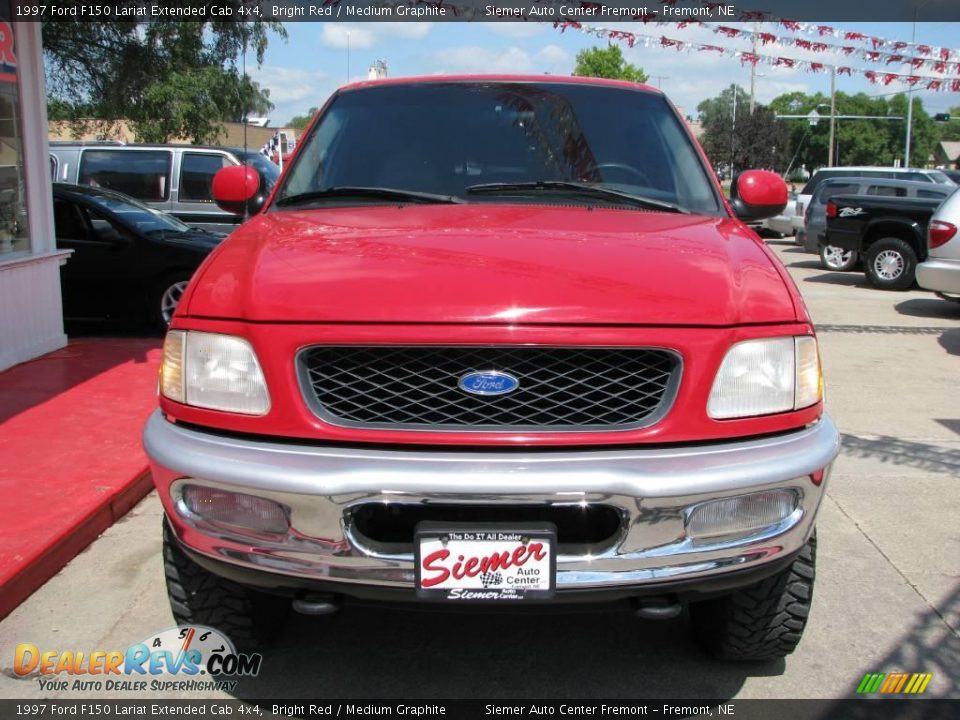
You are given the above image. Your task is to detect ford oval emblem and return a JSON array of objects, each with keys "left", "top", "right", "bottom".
[{"left": 458, "top": 371, "right": 520, "bottom": 396}]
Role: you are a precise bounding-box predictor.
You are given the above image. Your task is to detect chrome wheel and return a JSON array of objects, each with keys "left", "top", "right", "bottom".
[
  {"left": 873, "top": 250, "right": 905, "bottom": 281},
  {"left": 160, "top": 280, "right": 188, "bottom": 325},
  {"left": 822, "top": 246, "right": 853, "bottom": 270}
]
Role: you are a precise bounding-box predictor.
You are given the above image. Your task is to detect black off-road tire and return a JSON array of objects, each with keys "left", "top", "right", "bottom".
[
  {"left": 864, "top": 237, "right": 918, "bottom": 291},
  {"left": 163, "top": 518, "right": 289, "bottom": 651},
  {"left": 690, "top": 533, "right": 816, "bottom": 661}
]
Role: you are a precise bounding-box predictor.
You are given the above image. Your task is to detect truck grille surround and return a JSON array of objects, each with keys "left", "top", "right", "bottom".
[{"left": 297, "top": 346, "right": 681, "bottom": 431}]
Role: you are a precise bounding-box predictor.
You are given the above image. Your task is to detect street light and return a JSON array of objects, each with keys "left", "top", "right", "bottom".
[{"left": 905, "top": 0, "right": 934, "bottom": 167}]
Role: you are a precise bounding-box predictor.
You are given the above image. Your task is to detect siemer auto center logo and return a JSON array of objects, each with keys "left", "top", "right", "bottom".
[{"left": 13, "top": 625, "right": 262, "bottom": 693}]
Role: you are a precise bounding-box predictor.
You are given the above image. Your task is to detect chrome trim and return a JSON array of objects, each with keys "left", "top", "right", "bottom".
[
  {"left": 145, "top": 411, "right": 839, "bottom": 592},
  {"left": 294, "top": 344, "right": 683, "bottom": 433}
]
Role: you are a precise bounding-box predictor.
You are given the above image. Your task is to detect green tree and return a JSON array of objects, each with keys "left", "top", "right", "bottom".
[
  {"left": 42, "top": 2, "right": 285, "bottom": 143},
  {"left": 572, "top": 46, "right": 648, "bottom": 83},
  {"left": 698, "top": 85, "right": 789, "bottom": 173},
  {"left": 287, "top": 107, "right": 319, "bottom": 131},
  {"left": 936, "top": 106, "right": 960, "bottom": 141}
]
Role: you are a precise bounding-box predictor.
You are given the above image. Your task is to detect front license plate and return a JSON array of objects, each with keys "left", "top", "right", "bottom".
[{"left": 415, "top": 522, "right": 556, "bottom": 601}]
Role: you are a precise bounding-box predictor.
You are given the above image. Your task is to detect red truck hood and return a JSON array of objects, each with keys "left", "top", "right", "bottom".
[{"left": 184, "top": 204, "right": 797, "bottom": 326}]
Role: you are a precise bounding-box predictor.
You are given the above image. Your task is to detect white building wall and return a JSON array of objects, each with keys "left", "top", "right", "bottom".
[{"left": 0, "top": 21, "right": 68, "bottom": 371}]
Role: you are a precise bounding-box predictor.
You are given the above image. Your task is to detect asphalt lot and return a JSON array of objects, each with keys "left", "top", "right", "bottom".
[{"left": 1, "top": 236, "right": 958, "bottom": 701}]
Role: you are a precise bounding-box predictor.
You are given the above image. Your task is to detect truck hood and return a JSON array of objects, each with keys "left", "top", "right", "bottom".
[{"left": 184, "top": 204, "right": 797, "bottom": 326}]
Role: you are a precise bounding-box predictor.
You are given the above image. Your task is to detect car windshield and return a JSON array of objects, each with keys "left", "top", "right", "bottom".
[
  {"left": 236, "top": 150, "right": 280, "bottom": 189},
  {"left": 277, "top": 82, "right": 722, "bottom": 215},
  {"left": 926, "top": 170, "right": 954, "bottom": 185},
  {"left": 80, "top": 188, "right": 193, "bottom": 234}
]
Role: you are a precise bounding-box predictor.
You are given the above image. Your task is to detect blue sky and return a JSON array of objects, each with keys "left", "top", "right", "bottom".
[{"left": 245, "top": 22, "right": 960, "bottom": 127}]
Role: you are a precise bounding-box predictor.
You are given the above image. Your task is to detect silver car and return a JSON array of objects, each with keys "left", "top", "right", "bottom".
[{"left": 917, "top": 188, "right": 960, "bottom": 302}]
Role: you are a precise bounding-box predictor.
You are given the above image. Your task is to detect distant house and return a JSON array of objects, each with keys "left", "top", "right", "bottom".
[{"left": 933, "top": 140, "right": 960, "bottom": 169}]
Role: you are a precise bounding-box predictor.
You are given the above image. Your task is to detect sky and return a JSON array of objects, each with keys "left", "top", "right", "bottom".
[{"left": 244, "top": 21, "right": 960, "bottom": 128}]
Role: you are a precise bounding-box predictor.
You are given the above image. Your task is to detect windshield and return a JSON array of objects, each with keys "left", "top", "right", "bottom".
[
  {"left": 926, "top": 170, "right": 954, "bottom": 185},
  {"left": 236, "top": 150, "right": 281, "bottom": 189},
  {"left": 82, "top": 188, "right": 192, "bottom": 234},
  {"left": 277, "top": 82, "right": 722, "bottom": 215}
]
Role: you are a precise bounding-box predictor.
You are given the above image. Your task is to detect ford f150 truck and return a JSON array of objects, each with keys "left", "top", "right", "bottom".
[
  {"left": 824, "top": 193, "right": 948, "bottom": 290},
  {"left": 144, "top": 76, "right": 840, "bottom": 661}
]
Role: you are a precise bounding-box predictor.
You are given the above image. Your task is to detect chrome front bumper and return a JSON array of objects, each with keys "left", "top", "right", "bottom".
[{"left": 144, "top": 411, "right": 840, "bottom": 595}]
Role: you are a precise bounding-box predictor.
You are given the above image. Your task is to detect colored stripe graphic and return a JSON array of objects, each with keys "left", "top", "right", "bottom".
[
  {"left": 858, "top": 672, "right": 932, "bottom": 694},
  {"left": 857, "top": 673, "right": 885, "bottom": 694}
]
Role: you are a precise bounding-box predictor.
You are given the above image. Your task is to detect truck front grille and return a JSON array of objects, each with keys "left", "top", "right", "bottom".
[{"left": 298, "top": 346, "right": 680, "bottom": 431}]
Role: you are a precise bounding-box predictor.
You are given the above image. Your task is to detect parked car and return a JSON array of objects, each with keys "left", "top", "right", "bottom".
[
  {"left": 824, "top": 192, "right": 947, "bottom": 289},
  {"left": 917, "top": 188, "right": 960, "bottom": 302},
  {"left": 49, "top": 143, "right": 279, "bottom": 234},
  {"left": 941, "top": 169, "right": 960, "bottom": 185},
  {"left": 804, "top": 178, "right": 954, "bottom": 271},
  {"left": 759, "top": 191, "right": 797, "bottom": 237},
  {"left": 144, "top": 75, "right": 839, "bottom": 661},
  {"left": 794, "top": 165, "right": 956, "bottom": 247},
  {"left": 54, "top": 183, "right": 225, "bottom": 329}
]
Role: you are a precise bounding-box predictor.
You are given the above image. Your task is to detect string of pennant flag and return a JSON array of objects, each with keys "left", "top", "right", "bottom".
[
  {"left": 400, "top": 0, "right": 960, "bottom": 66},
  {"left": 553, "top": 22, "right": 960, "bottom": 93},
  {"left": 390, "top": 0, "right": 960, "bottom": 92}
]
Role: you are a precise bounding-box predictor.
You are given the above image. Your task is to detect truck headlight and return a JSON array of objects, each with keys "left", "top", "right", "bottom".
[
  {"left": 708, "top": 336, "right": 821, "bottom": 419},
  {"left": 160, "top": 330, "right": 270, "bottom": 415}
]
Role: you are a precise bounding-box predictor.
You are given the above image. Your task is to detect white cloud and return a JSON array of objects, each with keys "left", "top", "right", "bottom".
[
  {"left": 249, "top": 65, "right": 327, "bottom": 105},
  {"left": 371, "top": 22, "right": 435, "bottom": 40},
  {"left": 483, "top": 21, "right": 546, "bottom": 39},
  {"left": 536, "top": 44, "right": 572, "bottom": 69},
  {"left": 321, "top": 25, "right": 375, "bottom": 50},
  {"left": 431, "top": 46, "right": 536, "bottom": 73}
]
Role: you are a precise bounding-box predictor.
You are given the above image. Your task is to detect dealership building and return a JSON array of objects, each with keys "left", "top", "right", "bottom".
[{"left": 0, "top": 13, "right": 66, "bottom": 371}]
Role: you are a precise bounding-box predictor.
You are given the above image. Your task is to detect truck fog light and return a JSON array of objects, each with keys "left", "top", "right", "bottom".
[
  {"left": 180, "top": 485, "right": 289, "bottom": 535},
  {"left": 685, "top": 490, "right": 799, "bottom": 540}
]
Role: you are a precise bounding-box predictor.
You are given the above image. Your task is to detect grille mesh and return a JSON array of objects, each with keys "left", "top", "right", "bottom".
[{"left": 299, "top": 346, "right": 680, "bottom": 430}]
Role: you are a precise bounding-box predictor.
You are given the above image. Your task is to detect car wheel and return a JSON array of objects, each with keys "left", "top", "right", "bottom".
[
  {"left": 864, "top": 237, "right": 918, "bottom": 291},
  {"left": 152, "top": 272, "right": 192, "bottom": 332},
  {"left": 163, "top": 518, "right": 289, "bottom": 651},
  {"left": 690, "top": 533, "right": 816, "bottom": 661},
  {"left": 819, "top": 244, "right": 859, "bottom": 272}
]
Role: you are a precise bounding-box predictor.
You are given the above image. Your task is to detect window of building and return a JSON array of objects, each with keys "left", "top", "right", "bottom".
[{"left": 0, "top": 6, "right": 30, "bottom": 255}]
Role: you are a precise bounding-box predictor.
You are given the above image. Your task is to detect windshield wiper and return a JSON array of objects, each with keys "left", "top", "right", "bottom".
[
  {"left": 464, "top": 181, "right": 686, "bottom": 213},
  {"left": 275, "top": 186, "right": 464, "bottom": 206}
]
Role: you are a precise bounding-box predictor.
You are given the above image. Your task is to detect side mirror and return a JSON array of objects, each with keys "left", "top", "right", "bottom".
[
  {"left": 212, "top": 165, "right": 263, "bottom": 216},
  {"left": 730, "top": 170, "right": 788, "bottom": 221}
]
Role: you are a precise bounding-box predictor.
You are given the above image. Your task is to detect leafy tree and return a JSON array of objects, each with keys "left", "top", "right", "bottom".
[
  {"left": 572, "top": 46, "right": 648, "bottom": 83},
  {"left": 698, "top": 85, "right": 789, "bottom": 173},
  {"left": 42, "top": 2, "right": 285, "bottom": 143},
  {"left": 768, "top": 90, "right": 937, "bottom": 171},
  {"left": 936, "top": 106, "right": 960, "bottom": 141},
  {"left": 287, "top": 107, "right": 320, "bottom": 131}
]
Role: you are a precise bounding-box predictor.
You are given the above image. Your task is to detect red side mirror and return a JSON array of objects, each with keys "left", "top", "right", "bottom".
[
  {"left": 212, "top": 165, "right": 261, "bottom": 215},
  {"left": 730, "top": 169, "right": 788, "bottom": 221}
]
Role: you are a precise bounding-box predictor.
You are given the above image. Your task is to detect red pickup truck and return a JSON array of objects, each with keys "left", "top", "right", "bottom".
[{"left": 144, "top": 75, "right": 839, "bottom": 661}]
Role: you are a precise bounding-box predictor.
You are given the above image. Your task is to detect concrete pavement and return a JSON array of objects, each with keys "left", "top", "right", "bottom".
[{"left": 1, "top": 237, "right": 957, "bottom": 700}]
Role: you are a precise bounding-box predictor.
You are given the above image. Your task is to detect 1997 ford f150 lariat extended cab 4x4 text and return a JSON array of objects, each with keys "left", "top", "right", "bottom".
[{"left": 144, "top": 76, "right": 840, "bottom": 661}]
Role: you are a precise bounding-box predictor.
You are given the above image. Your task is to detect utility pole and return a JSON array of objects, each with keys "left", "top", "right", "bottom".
[
  {"left": 828, "top": 67, "right": 836, "bottom": 167},
  {"left": 749, "top": 27, "right": 757, "bottom": 114},
  {"left": 649, "top": 75, "right": 670, "bottom": 89},
  {"left": 905, "top": 0, "right": 932, "bottom": 166},
  {"left": 730, "top": 84, "right": 737, "bottom": 177}
]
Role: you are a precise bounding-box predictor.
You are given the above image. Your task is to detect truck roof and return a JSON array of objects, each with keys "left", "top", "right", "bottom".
[{"left": 337, "top": 74, "right": 661, "bottom": 96}]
